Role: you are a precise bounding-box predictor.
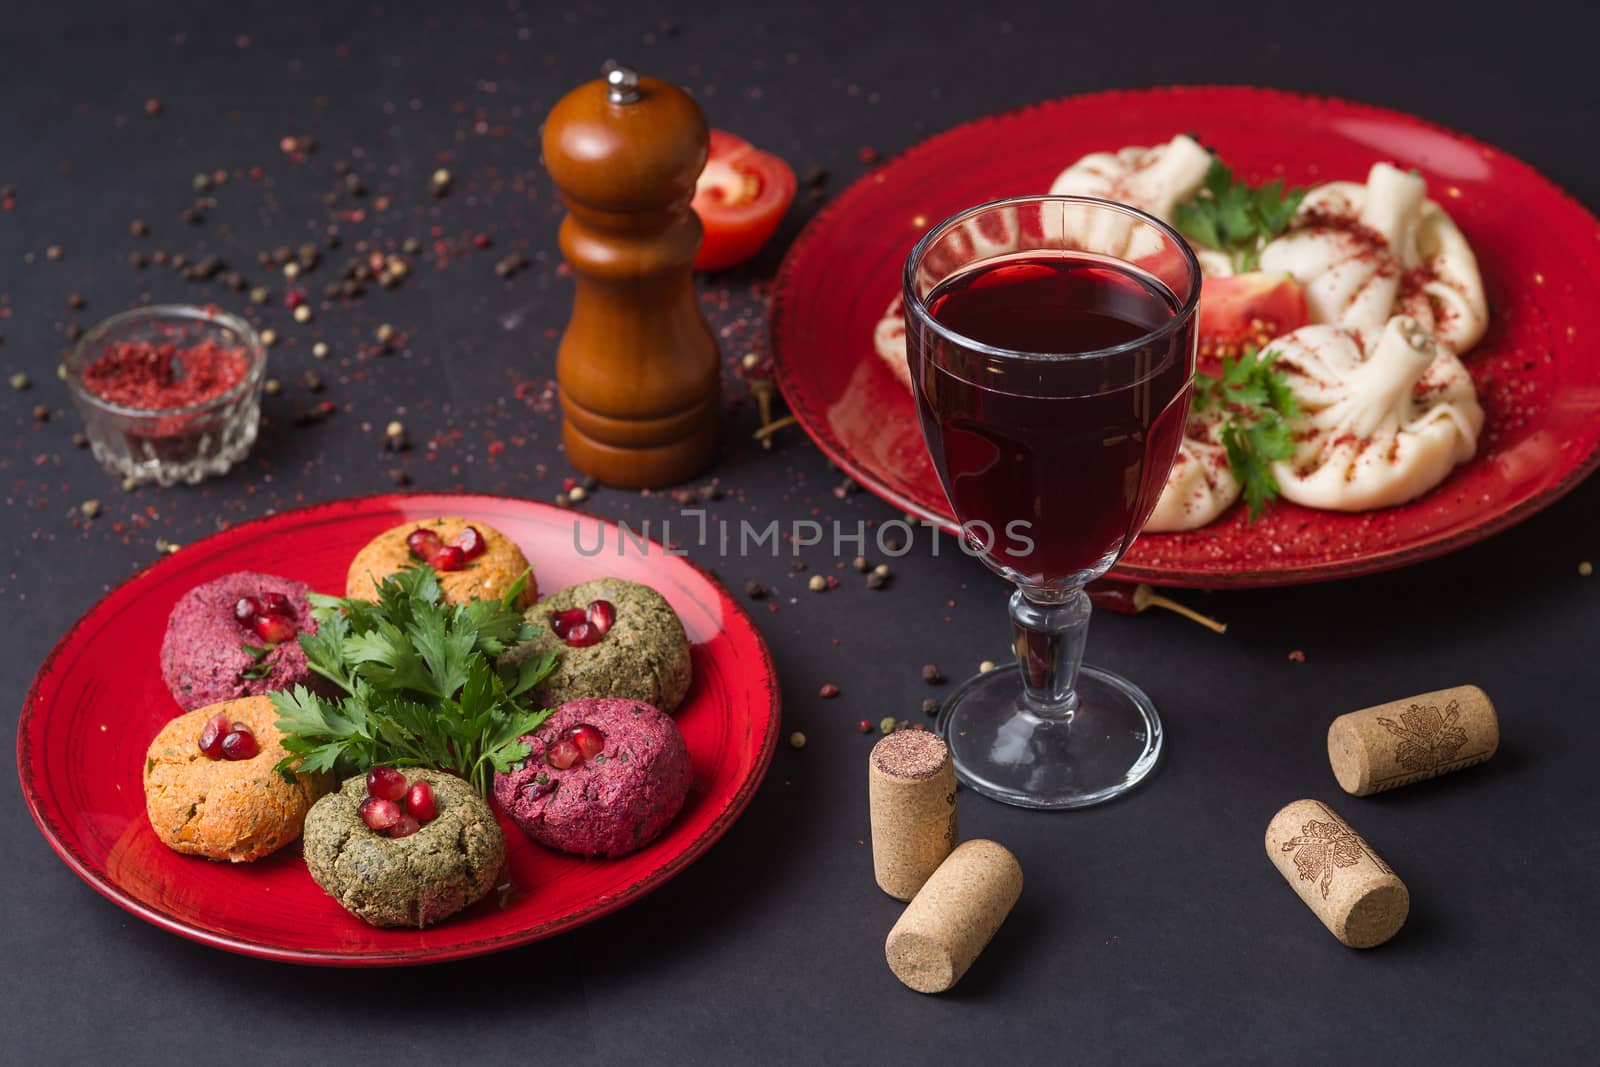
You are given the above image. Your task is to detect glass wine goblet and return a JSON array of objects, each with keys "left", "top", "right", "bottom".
[{"left": 903, "top": 195, "right": 1200, "bottom": 809}]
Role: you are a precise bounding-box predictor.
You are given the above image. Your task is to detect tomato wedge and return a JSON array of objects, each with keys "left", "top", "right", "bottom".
[
  {"left": 691, "top": 130, "right": 797, "bottom": 272},
  {"left": 1197, "top": 272, "right": 1308, "bottom": 361}
]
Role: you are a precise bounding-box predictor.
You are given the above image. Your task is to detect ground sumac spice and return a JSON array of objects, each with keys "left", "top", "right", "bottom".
[{"left": 82, "top": 339, "right": 247, "bottom": 410}]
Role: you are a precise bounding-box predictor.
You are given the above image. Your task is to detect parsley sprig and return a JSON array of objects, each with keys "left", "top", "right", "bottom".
[
  {"left": 270, "top": 565, "right": 557, "bottom": 797},
  {"left": 1175, "top": 160, "right": 1306, "bottom": 273},
  {"left": 1193, "top": 346, "right": 1301, "bottom": 520}
]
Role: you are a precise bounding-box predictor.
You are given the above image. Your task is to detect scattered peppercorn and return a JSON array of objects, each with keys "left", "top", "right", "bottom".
[
  {"left": 46, "top": 245, "right": 63, "bottom": 261},
  {"left": 788, "top": 732, "right": 807, "bottom": 749},
  {"left": 312, "top": 342, "right": 329, "bottom": 359},
  {"left": 921, "top": 698, "right": 940, "bottom": 717},
  {"left": 260, "top": 328, "right": 278, "bottom": 347},
  {"left": 263, "top": 378, "right": 281, "bottom": 396},
  {"left": 878, "top": 716, "right": 897, "bottom": 735},
  {"left": 569, "top": 485, "right": 588, "bottom": 503},
  {"left": 807, "top": 575, "right": 827, "bottom": 592},
  {"left": 129, "top": 219, "right": 149, "bottom": 237},
  {"left": 249, "top": 287, "right": 269, "bottom": 305},
  {"left": 303, "top": 371, "right": 323, "bottom": 392},
  {"left": 9, "top": 372, "right": 30, "bottom": 391},
  {"left": 819, "top": 684, "right": 840, "bottom": 699},
  {"left": 1580, "top": 561, "right": 1593, "bottom": 577},
  {"left": 80, "top": 499, "right": 101, "bottom": 519},
  {"left": 852, "top": 556, "right": 870, "bottom": 573},
  {"left": 744, "top": 581, "right": 767, "bottom": 600},
  {"left": 978, "top": 660, "right": 996, "bottom": 673},
  {"left": 33, "top": 405, "right": 50, "bottom": 421},
  {"left": 71, "top": 432, "right": 88, "bottom": 448},
  {"left": 857, "top": 719, "right": 872, "bottom": 733},
  {"left": 293, "top": 304, "right": 312, "bottom": 323},
  {"left": 921, "top": 663, "right": 944, "bottom": 684}
]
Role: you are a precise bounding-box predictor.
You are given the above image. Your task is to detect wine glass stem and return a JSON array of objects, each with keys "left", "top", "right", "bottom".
[{"left": 1009, "top": 586, "right": 1091, "bottom": 722}]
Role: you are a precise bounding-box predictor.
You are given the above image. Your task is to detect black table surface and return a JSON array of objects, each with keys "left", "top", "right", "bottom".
[{"left": 4, "top": 1, "right": 1598, "bottom": 1063}]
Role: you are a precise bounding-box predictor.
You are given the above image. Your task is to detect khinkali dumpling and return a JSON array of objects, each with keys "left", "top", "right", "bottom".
[
  {"left": 1271, "top": 317, "right": 1483, "bottom": 511},
  {"left": 1144, "top": 404, "right": 1241, "bottom": 532},
  {"left": 1048, "top": 134, "right": 1219, "bottom": 266},
  {"left": 1259, "top": 163, "right": 1488, "bottom": 352}
]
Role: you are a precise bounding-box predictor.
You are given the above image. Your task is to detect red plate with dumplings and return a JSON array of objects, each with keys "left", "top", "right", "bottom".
[
  {"left": 17, "top": 493, "right": 780, "bottom": 965},
  {"left": 770, "top": 86, "right": 1600, "bottom": 587}
]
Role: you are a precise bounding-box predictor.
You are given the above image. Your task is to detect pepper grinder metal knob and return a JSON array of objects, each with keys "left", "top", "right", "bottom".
[{"left": 542, "top": 62, "right": 721, "bottom": 489}]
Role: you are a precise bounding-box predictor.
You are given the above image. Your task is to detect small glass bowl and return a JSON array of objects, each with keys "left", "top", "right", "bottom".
[{"left": 63, "top": 305, "right": 267, "bottom": 487}]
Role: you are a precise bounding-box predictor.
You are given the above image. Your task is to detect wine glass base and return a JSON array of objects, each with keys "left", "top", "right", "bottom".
[{"left": 936, "top": 663, "right": 1163, "bottom": 810}]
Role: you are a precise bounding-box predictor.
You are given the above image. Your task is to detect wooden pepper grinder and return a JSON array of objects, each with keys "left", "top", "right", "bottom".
[{"left": 542, "top": 63, "right": 721, "bottom": 488}]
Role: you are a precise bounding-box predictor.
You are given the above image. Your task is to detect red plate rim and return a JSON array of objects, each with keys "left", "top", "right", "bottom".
[
  {"left": 770, "top": 84, "right": 1600, "bottom": 588},
  {"left": 15, "top": 491, "right": 782, "bottom": 965}
]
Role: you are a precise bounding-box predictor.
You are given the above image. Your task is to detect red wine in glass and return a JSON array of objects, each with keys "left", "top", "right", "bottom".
[
  {"left": 915, "top": 252, "right": 1194, "bottom": 587},
  {"left": 903, "top": 195, "right": 1200, "bottom": 810}
]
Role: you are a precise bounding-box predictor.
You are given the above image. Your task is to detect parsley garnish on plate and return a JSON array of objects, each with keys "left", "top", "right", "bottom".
[
  {"left": 1175, "top": 160, "right": 1306, "bottom": 273},
  {"left": 270, "top": 565, "right": 557, "bottom": 797},
  {"left": 1193, "top": 346, "right": 1301, "bottom": 520}
]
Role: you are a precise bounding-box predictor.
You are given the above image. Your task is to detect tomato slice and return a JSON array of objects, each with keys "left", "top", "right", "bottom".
[
  {"left": 691, "top": 130, "right": 797, "bottom": 272},
  {"left": 1197, "top": 272, "right": 1308, "bottom": 361}
]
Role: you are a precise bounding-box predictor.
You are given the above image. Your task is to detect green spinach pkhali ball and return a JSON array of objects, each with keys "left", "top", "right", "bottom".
[
  {"left": 505, "top": 577, "right": 692, "bottom": 713},
  {"left": 302, "top": 769, "right": 504, "bottom": 928}
]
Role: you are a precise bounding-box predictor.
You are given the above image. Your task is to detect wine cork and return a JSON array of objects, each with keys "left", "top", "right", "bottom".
[
  {"left": 885, "top": 839, "right": 1022, "bottom": 993},
  {"left": 1328, "top": 685, "right": 1498, "bottom": 796},
  {"left": 869, "top": 730, "right": 958, "bottom": 900},
  {"left": 1265, "top": 799, "right": 1408, "bottom": 948}
]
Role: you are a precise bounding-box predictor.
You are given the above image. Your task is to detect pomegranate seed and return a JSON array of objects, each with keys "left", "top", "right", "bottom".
[
  {"left": 405, "top": 780, "right": 438, "bottom": 822},
  {"left": 220, "top": 727, "right": 259, "bottom": 760},
  {"left": 252, "top": 613, "right": 297, "bottom": 645},
  {"left": 359, "top": 796, "right": 403, "bottom": 832},
  {"left": 429, "top": 544, "right": 466, "bottom": 571},
  {"left": 366, "top": 765, "right": 408, "bottom": 801},
  {"left": 585, "top": 599, "right": 616, "bottom": 636},
  {"left": 858, "top": 719, "right": 872, "bottom": 733},
  {"left": 260, "top": 592, "right": 294, "bottom": 618},
  {"left": 549, "top": 607, "right": 587, "bottom": 638},
  {"left": 233, "top": 596, "right": 261, "bottom": 624},
  {"left": 386, "top": 813, "right": 421, "bottom": 839},
  {"left": 568, "top": 723, "right": 606, "bottom": 759},
  {"left": 562, "top": 621, "right": 602, "bottom": 648},
  {"left": 197, "top": 712, "right": 231, "bottom": 758},
  {"left": 546, "top": 739, "right": 582, "bottom": 770},
  {"left": 406, "top": 527, "right": 442, "bottom": 560},
  {"left": 454, "top": 525, "right": 487, "bottom": 560}
]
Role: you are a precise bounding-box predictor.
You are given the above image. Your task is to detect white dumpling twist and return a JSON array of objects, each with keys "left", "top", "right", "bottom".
[
  {"left": 1144, "top": 403, "right": 1242, "bottom": 532},
  {"left": 1259, "top": 163, "right": 1488, "bottom": 352},
  {"left": 1048, "top": 134, "right": 1216, "bottom": 265},
  {"left": 1270, "top": 317, "right": 1483, "bottom": 512}
]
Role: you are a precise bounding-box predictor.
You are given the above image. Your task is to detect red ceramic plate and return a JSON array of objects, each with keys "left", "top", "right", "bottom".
[
  {"left": 17, "top": 493, "right": 780, "bottom": 965},
  {"left": 771, "top": 86, "right": 1600, "bottom": 587}
]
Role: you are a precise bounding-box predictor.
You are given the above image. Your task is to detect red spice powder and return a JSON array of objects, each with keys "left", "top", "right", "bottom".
[{"left": 82, "top": 340, "right": 248, "bottom": 410}]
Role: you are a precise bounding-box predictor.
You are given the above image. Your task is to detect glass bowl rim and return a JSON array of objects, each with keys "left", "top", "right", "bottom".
[
  {"left": 901, "top": 194, "right": 1203, "bottom": 363},
  {"left": 64, "top": 303, "right": 267, "bottom": 419}
]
